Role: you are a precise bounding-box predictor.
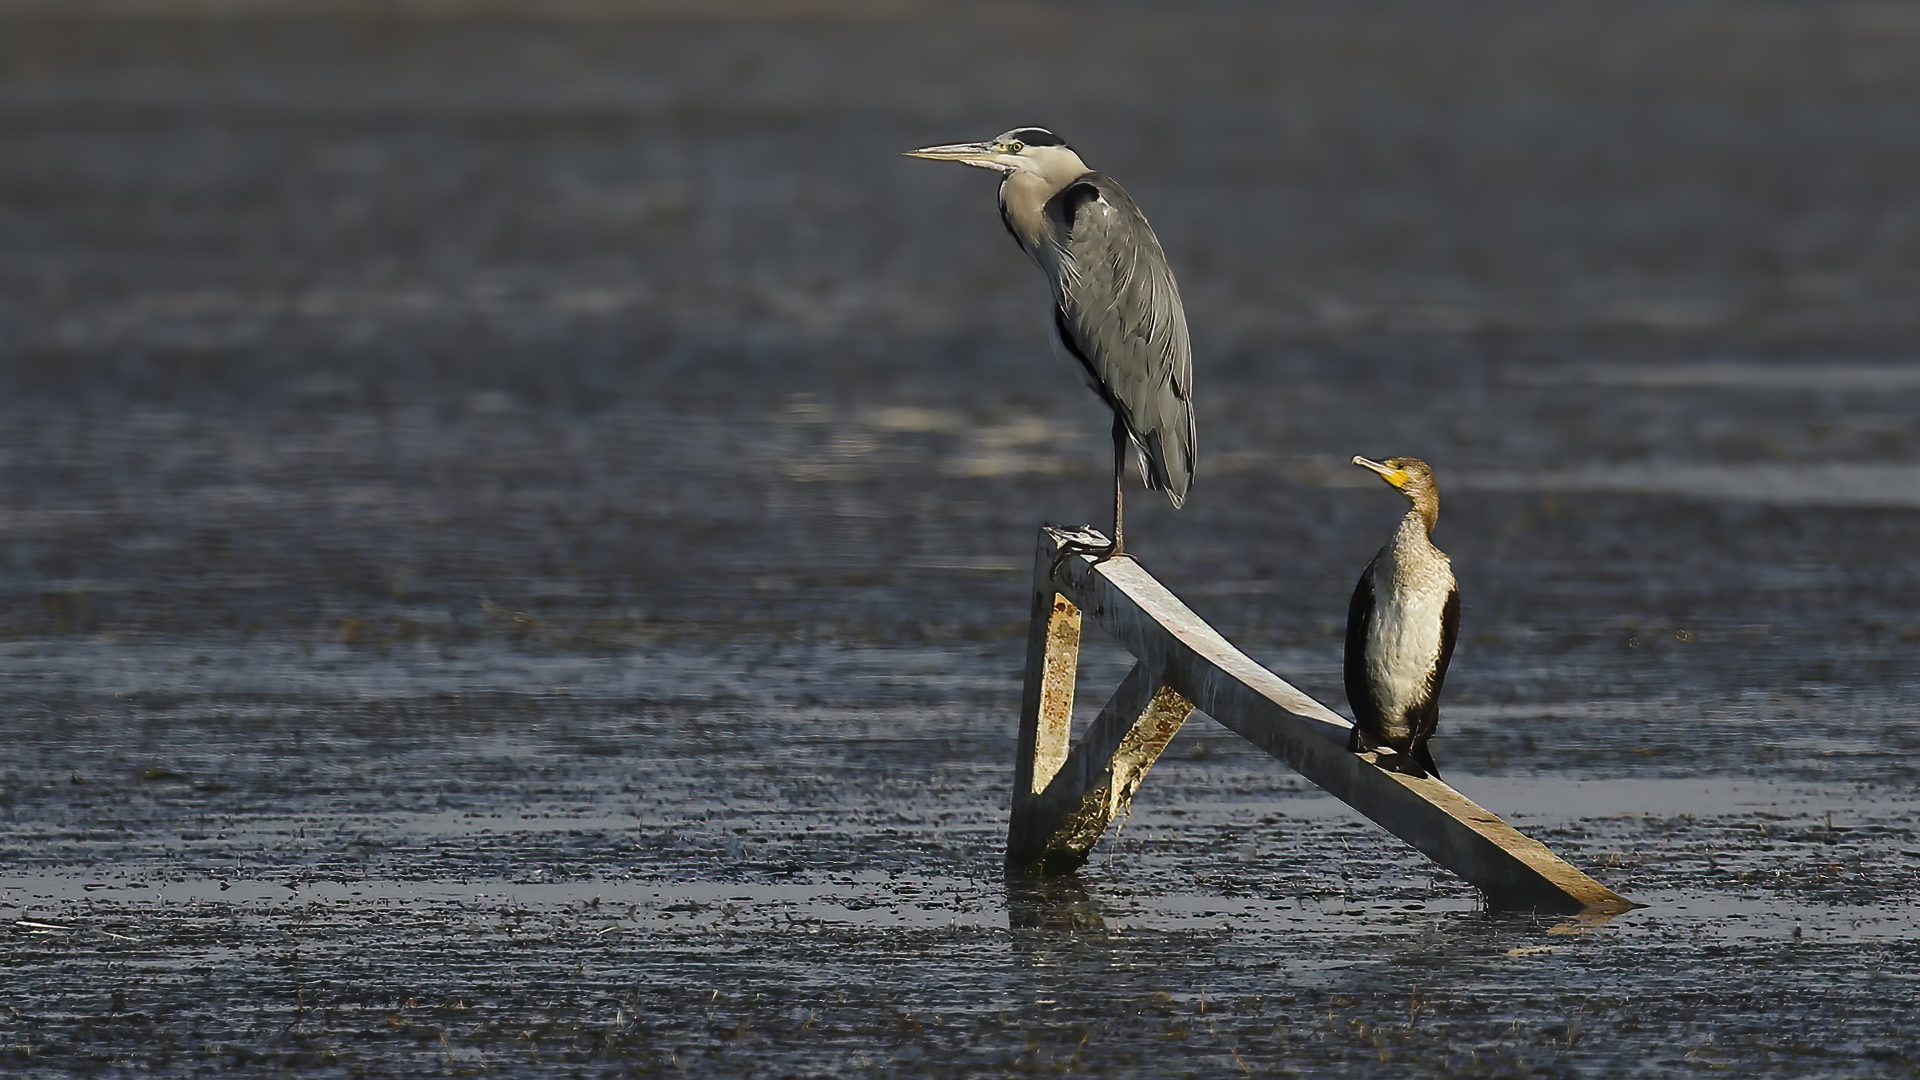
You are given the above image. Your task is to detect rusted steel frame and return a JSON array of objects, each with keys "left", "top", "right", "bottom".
[
  {"left": 1010, "top": 525, "right": 1631, "bottom": 916},
  {"left": 1009, "top": 659, "right": 1195, "bottom": 874}
]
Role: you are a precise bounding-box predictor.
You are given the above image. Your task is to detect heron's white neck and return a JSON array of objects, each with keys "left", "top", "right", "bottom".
[{"left": 999, "top": 146, "right": 1090, "bottom": 260}]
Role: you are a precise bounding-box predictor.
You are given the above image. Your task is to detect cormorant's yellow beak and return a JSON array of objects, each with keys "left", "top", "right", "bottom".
[
  {"left": 1353, "top": 455, "right": 1410, "bottom": 489},
  {"left": 903, "top": 141, "right": 1010, "bottom": 172}
]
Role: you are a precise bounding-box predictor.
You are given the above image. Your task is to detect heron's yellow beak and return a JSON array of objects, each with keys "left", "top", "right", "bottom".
[
  {"left": 903, "top": 141, "right": 1006, "bottom": 170},
  {"left": 1353, "top": 455, "right": 1410, "bottom": 489}
]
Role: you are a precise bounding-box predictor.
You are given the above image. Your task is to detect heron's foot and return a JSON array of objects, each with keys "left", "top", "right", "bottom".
[{"left": 1049, "top": 536, "right": 1130, "bottom": 581}]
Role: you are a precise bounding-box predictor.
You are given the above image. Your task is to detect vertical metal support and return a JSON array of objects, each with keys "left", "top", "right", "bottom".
[{"left": 1008, "top": 532, "right": 1085, "bottom": 866}]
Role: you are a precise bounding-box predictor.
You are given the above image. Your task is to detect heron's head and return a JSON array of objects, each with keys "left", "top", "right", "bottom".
[
  {"left": 1354, "top": 455, "right": 1440, "bottom": 530},
  {"left": 904, "top": 127, "right": 1088, "bottom": 181}
]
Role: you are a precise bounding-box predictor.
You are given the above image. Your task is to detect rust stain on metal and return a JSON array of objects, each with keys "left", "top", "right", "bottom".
[{"left": 1031, "top": 594, "right": 1081, "bottom": 795}]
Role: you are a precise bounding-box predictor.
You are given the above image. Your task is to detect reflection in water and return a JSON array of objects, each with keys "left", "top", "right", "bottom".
[{"left": 1006, "top": 876, "right": 1110, "bottom": 933}]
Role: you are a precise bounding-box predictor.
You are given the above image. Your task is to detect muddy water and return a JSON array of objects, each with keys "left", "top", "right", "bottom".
[{"left": 4, "top": 3, "right": 1920, "bottom": 1076}]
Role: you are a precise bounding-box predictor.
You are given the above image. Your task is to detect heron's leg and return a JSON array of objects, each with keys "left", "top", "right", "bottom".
[
  {"left": 1048, "top": 416, "right": 1131, "bottom": 579},
  {"left": 1104, "top": 415, "right": 1127, "bottom": 558}
]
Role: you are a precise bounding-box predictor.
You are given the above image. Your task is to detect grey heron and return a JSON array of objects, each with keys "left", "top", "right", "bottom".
[
  {"left": 1344, "top": 456, "right": 1459, "bottom": 779},
  {"left": 905, "top": 127, "right": 1195, "bottom": 565}
]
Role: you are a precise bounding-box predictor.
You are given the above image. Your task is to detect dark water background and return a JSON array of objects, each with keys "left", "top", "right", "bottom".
[{"left": 3, "top": 2, "right": 1920, "bottom": 1075}]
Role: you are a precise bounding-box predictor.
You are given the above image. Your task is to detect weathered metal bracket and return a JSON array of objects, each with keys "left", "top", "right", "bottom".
[{"left": 1005, "top": 525, "right": 1634, "bottom": 917}]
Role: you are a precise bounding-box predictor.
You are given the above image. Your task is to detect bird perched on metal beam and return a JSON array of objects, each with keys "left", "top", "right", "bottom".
[
  {"left": 1345, "top": 456, "right": 1459, "bottom": 778},
  {"left": 905, "top": 127, "right": 1195, "bottom": 566}
]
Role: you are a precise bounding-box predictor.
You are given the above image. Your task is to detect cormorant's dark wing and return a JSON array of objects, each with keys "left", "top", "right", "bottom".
[
  {"left": 1343, "top": 553, "right": 1383, "bottom": 751},
  {"left": 1433, "top": 586, "right": 1461, "bottom": 719},
  {"left": 1044, "top": 173, "right": 1195, "bottom": 506}
]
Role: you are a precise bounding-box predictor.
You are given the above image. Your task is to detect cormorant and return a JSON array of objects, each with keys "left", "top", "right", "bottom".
[{"left": 1344, "top": 456, "right": 1459, "bottom": 778}]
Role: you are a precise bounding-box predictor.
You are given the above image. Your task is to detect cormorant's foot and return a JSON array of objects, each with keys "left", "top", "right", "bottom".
[
  {"left": 1382, "top": 757, "right": 1432, "bottom": 780},
  {"left": 1355, "top": 747, "right": 1430, "bottom": 779}
]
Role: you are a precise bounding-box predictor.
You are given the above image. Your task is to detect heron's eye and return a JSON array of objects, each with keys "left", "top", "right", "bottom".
[{"left": 1006, "top": 140, "right": 1024, "bottom": 153}]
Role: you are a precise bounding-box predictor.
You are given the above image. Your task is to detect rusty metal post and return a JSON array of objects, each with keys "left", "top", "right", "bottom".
[{"left": 1005, "top": 528, "right": 1091, "bottom": 871}]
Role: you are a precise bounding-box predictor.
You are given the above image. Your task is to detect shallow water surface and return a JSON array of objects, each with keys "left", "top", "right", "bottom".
[{"left": 4, "top": 2, "right": 1920, "bottom": 1076}]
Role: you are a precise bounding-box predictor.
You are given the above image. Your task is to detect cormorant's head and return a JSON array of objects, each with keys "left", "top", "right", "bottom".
[
  {"left": 1354, "top": 455, "right": 1440, "bottom": 532},
  {"left": 904, "top": 127, "right": 1088, "bottom": 182}
]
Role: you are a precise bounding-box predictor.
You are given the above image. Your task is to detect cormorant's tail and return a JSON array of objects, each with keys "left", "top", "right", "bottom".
[{"left": 1412, "top": 741, "right": 1441, "bottom": 779}]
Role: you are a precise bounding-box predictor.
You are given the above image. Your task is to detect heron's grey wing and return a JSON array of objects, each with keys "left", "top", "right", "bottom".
[{"left": 1045, "top": 173, "right": 1195, "bottom": 505}]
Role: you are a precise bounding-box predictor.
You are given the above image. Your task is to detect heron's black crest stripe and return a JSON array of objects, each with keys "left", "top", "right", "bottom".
[{"left": 1008, "top": 127, "right": 1066, "bottom": 146}]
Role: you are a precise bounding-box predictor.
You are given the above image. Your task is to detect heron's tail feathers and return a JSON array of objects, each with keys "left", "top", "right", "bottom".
[{"left": 1137, "top": 419, "right": 1194, "bottom": 508}]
